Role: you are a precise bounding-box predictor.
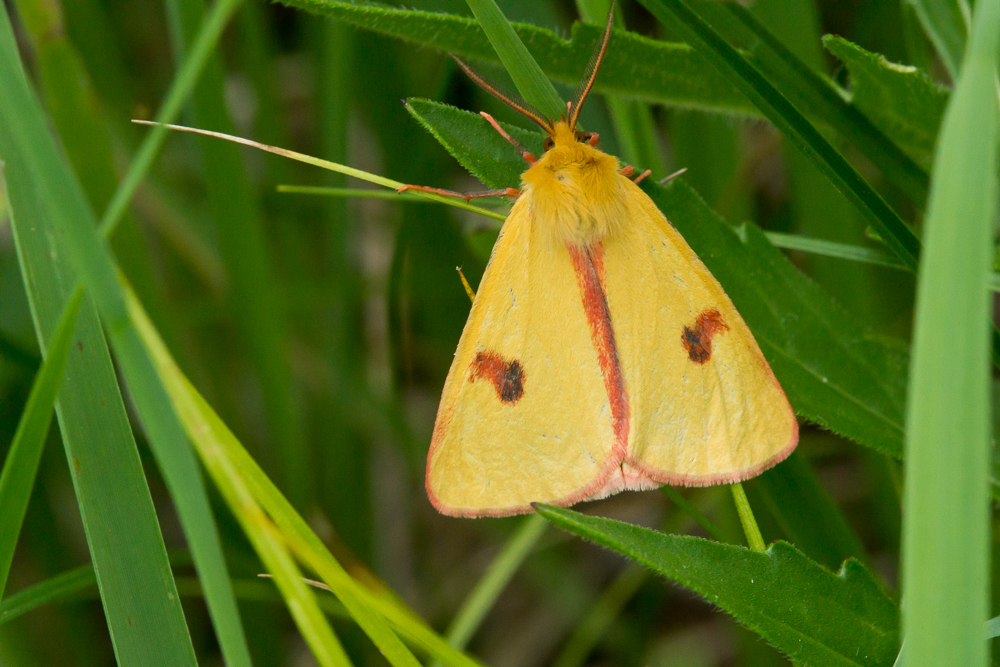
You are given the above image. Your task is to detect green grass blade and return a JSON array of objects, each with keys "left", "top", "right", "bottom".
[
  {"left": 905, "top": 0, "right": 969, "bottom": 79},
  {"left": 1, "top": 5, "right": 254, "bottom": 665},
  {"left": 165, "top": 0, "right": 305, "bottom": 508},
  {"left": 464, "top": 0, "right": 564, "bottom": 118},
  {"left": 443, "top": 515, "right": 547, "bottom": 652},
  {"left": 193, "top": 387, "right": 482, "bottom": 666},
  {"left": 0, "top": 565, "right": 95, "bottom": 626},
  {"left": 0, "top": 288, "right": 82, "bottom": 598},
  {"left": 900, "top": 0, "right": 1000, "bottom": 665},
  {"left": 637, "top": 0, "right": 920, "bottom": 271},
  {"left": 0, "top": 6, "right": 199, "bottom": 665},
  {"left": 128, "top": 287, "right": 354, "bottom": 667},
  {"left": 128, "top": 289, "right": 432, "bottom": 667},
  {"left": 99, "top": 0, "right": 244, "bottom": 238}
]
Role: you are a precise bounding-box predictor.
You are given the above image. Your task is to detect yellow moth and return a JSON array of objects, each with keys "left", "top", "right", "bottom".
[{"left": 414, "top": 12, "right": 798, "bottom": 518}]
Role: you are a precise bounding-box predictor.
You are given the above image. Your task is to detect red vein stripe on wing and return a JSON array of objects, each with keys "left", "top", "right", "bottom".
[{"left": 567, "top": 243, "right": 629, "bottom": 459}]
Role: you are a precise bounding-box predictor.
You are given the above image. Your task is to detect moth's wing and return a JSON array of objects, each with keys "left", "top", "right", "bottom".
[
  {"left": 427, "top": 197, "right": 619, "bottom": 517},
  {"left": 606, "top": 180, "right": 798, "bottom": 484}
]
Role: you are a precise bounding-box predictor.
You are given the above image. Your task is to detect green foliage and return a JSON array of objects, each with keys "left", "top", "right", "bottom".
[
  {"left": 535, "top": 504, "right": 900, "bottom": 667},
  {"left": 0, "top": 0, "right": 997, "bottom": 665},
  {"left": 901, "top": 2, "right": 1000, "bottom": 666},
  {"left": 280, "top": 0, "right": 751, "bottom": 113},
  {"left": 0, "top": 289, "right": 82, "bottom": 597},
  {"left": 824, "top": 36, "right": 948, "bottom": 168}
]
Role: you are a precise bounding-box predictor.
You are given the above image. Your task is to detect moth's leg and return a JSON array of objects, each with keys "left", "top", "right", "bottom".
[
  {"left": 587, "top": 133, "right": 600, "bottom": 147},
  {"left": 480, "top": 112, "right": 537, "bottom": 164},
  {"left": 618, "top": 165, "right": 652, "bottom": 184},
  {"left": 396, "top": 184, "right": 521, "bottom": 200}
]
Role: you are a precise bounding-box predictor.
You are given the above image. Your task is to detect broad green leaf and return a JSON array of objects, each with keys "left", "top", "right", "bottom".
[
  {"left": 404, "top": 98, "right": 909, "bottom": 458},
  {"left": 0, "top": 288, "right": 82, "bottom": 598},
  {"left": 824, "top": 36, "right": 948, "bottom": 169},
  {"left": 749, "top": 453, "right": 868, "bottom": 571},
  {"left": 535, "top": 504, "right": 899, "bottom": 667},
  {"left": 0, "top": 6, "right": 197, "bottom": 664},
  {"left": 285, "top": 1, "right": 931, "bottom": 200},
  {"left": 901, "top": 1, "right": 1000, "bottom": 666},
  {"left": 689, "top": 0, "right": 929, "bottom": 207},
  {"left": 279, "top": 0, "right": 751, "bottom": 113},
  {"left": 637, "top": 0, "right": 920, "bottom": 273}
]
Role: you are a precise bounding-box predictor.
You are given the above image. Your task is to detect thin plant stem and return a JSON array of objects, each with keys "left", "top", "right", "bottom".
[{"left": 731, "top": 483, "right": 766, "bottom": 552}]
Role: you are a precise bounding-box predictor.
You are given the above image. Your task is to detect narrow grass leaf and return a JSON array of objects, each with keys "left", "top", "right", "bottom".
[
  {"left": 190, "top": 386, "right": 484, "bottom": 667},
  {"left": 404, "top": 98, "right": 909, "bottom": 457},
  {"left": 0, "top": 6, "right": 198, "bottom": 664},
  {"left": 443, "top": 515, "right": 547, "bottom": 652},
  {"left": 100, "top": 0, "right": 244, "bottom": 237},
  {"left": 128, "top": 287, "right": 451, "bottom": 667},
  {"left": 0, "top": 565, "right": 96, "bottom": 626},
  {"left": 1, "top": 6, "right": 252, "bottom": 665},
  {"left": 536, "top": 504, "right": 900, "bottom": 667},
  {"left": 464, "top": 0, "right": 564, "bottom": 118},
  {"left": 904, "top": 0, "right": 969, "bottom": 79},
  {"left": 127, "top": 288, "right": 354, "bottom": 667},
  {"left": 900, "top": 1, "right": 1000, "bottom": 666},
  {"left": 0, "top": 288, "right": 82, "bottom": 598}
]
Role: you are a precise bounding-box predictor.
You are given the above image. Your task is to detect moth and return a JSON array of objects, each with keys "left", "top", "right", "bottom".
[{"left": 414, "top": 11, "right": 798, "bottom": 517}]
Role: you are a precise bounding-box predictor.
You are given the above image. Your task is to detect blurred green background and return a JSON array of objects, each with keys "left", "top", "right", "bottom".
[{"left": 0, "top": 0, "right": 946, "bottom": 664}]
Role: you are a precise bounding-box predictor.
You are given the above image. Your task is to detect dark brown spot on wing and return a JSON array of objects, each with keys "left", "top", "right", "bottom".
[
  {"left": 470, "top": 351, "right": 525, "bottom": 404},
  {"left": 682, "top": 309, "right": 729, "bottom": 364}
]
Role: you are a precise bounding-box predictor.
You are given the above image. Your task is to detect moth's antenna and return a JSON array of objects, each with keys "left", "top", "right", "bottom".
[
  {"left": 451, "top": 56, "right": 555, "bottom": 135},
  {"left": 567, "top": 1, "right": 615, "bottom": 131}
]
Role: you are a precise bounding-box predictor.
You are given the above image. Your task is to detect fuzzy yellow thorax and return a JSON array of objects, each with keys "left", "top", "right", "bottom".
[{"left": 520, "top": 122, "right": 628, "bottom": 248}]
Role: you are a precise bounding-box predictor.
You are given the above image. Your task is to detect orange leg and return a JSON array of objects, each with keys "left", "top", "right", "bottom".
[
  {"left": 618, "top": 165, "right": 652, "bottom": 184},
  {"left": 480, "top": 112, "right": 536, "bottom": 164},
  {"left": 397, "top": 184, "right": 520, "bottom": 200}
]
